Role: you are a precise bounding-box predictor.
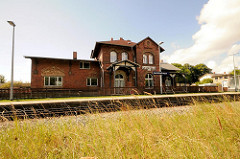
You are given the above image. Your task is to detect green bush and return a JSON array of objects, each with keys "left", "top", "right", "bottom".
[
  {"left": 201, "top": 78, "right": 213, "bottom": 83},
  {"left": 0, "top": 81, "right": 30, "bottom": 88}
]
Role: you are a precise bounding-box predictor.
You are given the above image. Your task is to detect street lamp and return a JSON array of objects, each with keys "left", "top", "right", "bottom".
[
  {"left": 232, "top": 53, "right": 239, "bottom": 92},
  {"left": 7, "top": 21, "right": 16, "bottom": 100},
  {"left": 158, "top": 41, "right": 164, "bottom": 94}
]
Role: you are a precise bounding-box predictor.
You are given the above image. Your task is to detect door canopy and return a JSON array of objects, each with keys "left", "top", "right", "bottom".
[{"left": 107, "top": 60, "right": 140, "bottom": 72}]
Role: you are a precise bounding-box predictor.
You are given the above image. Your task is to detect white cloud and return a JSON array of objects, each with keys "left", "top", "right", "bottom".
[
  {"left": 167, "top": 0, "right": 240, "bottom": 73},
  {"left": 170, "top": 42, "right": 180, "bottom": 50},
  {"left": 228, "top": 44, "right": 240, "bottom": 55},
  {"left": 206, "top": 60, "right": 216, "bottom": 70}
]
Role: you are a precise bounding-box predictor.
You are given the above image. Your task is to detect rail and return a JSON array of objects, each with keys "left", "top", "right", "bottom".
[{"left": 0, "top": 86, "right": 219, "bottom": 100}]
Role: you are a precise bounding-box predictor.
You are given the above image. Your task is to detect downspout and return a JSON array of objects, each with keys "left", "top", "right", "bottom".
[{"left": 133, "top": 46, "right": 138, "bottom": 87}]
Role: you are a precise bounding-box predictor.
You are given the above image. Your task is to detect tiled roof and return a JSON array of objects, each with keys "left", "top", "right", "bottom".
[
  {"left": 212, "top": 74, "right": 232, "bottom": 77},
  {"left": 161, "top": 63, "right": 181, "bottom": 71},
  {"left": 91, "top": 37, "right": 165, "bottom": 59},
  {"left": 98, "top": 38, "right": 136, "bottom": 47}
]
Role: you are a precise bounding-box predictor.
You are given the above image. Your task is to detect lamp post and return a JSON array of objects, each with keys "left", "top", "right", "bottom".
[
  {"left": 232, "top": 53, "right": 238, "bottom": 92},
  {"left": 7, "top": 21, "right": 16, "bottom": 101},
  {"left": 158, "top": 42, "right": 164, "bottom": 94}
]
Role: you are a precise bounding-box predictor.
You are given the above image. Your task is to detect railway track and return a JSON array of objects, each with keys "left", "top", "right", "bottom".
[{"left": 1, "top": 93, "right": 240, "bottom": 121}]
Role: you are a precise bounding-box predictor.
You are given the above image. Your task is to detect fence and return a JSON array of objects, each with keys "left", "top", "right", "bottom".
[
  {"left": 0, "top": 86, "right": 219, "bottom": 100},
  {"left": 0, "top": 88, "right": 99, "bottom": 100}
]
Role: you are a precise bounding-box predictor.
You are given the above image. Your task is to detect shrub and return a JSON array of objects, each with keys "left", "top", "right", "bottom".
[
  {"left": 0, "top": 81, "right": 30, "bottom": 88},
  {"left": 201, "top": 78, "right": 213, "bottom": 84}
]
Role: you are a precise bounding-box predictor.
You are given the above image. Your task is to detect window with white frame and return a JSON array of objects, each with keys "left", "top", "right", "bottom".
[
  {"left": 145, "top": 73, "right": 154, "bottom": 88},
  {"left": 80, "top": 61, "right": 90, "bottom": 69},
  {"left": 143, "top": 54, "right": 147, "bottom": 64},
  {"left": 122, "top": 52, "right": 128, "bottom": 61},
  {"left": 44, "top": 76, "right": 63, "bottom": 86},
  {"left": 149, "top": 54, "right": 153, "bottom": 64},
  {"left": 110, "top": 51, "right": 117, "bottom": 63},
  {"left": 87, "top": 78, "right": 98, "bottom": 86}
]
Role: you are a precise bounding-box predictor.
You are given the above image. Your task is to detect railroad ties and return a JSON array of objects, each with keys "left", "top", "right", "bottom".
[{"left": 1, "top": 93, "right": 240, "bottom": 121}]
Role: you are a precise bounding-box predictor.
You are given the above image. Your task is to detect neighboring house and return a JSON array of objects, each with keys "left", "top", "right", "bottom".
[
  {"left": 212, "top": 73, "right": 233, "bottom": 87},
  {"left": 199, "top": 73, "right": 240, "bottom": 91},
  {"left": 25, "top": 37, "right": 179, "bottom": 95},
  {"left": 199, "top": 73, "right": 233, "bottom": 87}
]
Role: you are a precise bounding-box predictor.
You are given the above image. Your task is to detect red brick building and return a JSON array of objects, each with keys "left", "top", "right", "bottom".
[{"left": 25, "top": 37, "right": 179, "bottom": 95}]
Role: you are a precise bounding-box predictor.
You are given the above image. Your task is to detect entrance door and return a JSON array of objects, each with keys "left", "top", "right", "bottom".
[{"left": 114, "top": 74, "right": 125, "bottom": 94}]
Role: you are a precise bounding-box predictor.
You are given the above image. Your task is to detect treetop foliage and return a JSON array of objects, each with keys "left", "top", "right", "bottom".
[
  {"left": 0, "top": 74, "right": 5, "bottom": 83},
  {"left": 229, "top": 69, "right": 240, "bottom": 75},
  {"left": 171, "top": 63, "right": 212, "bottom": 84}
]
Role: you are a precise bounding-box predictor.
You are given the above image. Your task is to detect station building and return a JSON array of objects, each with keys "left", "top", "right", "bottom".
[{"left": 25, "top": 37, "right": 180, "bottom": 95}]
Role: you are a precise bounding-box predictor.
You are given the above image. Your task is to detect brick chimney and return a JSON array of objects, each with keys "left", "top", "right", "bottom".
[
  {"left": 120, "top": 37, "right": 124, "bottom": 41},
  {"left": 111, "top": 37, "right": 113, "bottom": 41},
  {"left": 73, "top": 51, "right": 77, "bottom": 60}
]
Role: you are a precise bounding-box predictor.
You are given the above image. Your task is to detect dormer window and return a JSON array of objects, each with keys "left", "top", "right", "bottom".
[
  {"left": 110, "top": 51, "right": 117, "bottom": 63},
  {"left": 149, "top": 54, "right": 153, "bottom": 64},
  {"left": 143, "top": 54, "right": 148, "bottom": 64},
  {"left": 122, "top": 52, "right": 128, "bottom": 61}
]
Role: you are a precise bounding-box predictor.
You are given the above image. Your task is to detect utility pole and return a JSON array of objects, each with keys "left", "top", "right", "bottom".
[
  {"left": 232, "top": 53, "right": 238, "bottom": 92},
  {"left": 7, "top": 21, "right": 16, "bottom": 100}
]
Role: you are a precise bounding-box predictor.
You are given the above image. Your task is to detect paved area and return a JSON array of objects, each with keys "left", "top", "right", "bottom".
[{"left": 1, "top": 92, "right": 240, "bottom": 106}]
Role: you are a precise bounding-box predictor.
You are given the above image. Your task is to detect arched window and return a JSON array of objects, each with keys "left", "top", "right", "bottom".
[
  {"left": 145, "top": 73, "right": 154, "bottom": 88},
  {"left": 143, "top": 54, "right": 147, "bottom": 64},
  {"left": 149, "top": 54, "right": 153, "bottom": 64},
  {"left": 110, "top": 51, "right": 117, "bottom": 63},
  {"left": 122, "top": 52, "right": 128, "bottom": 61}
]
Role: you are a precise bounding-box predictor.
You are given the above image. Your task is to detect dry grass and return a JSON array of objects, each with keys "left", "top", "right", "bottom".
[{"left": 0, "top": 101, "right": 239, "bottom": 158}]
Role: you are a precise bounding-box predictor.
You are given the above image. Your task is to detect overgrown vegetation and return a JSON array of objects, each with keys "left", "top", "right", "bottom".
[
  {"left": 0, "top": 81, "right": 30, "bottom": 88},
  {"left": 0, "top": 101, "right": 239, "bottom": 158}
]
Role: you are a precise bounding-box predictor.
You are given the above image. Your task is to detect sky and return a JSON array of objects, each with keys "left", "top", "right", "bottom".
[{"left": 0, "top": 0, "right": 240, "bottom": 82}]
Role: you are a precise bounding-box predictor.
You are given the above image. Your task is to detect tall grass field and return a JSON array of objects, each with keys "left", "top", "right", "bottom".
[{"left": 0, "top": 101, "right": 239, "bottom": 158}]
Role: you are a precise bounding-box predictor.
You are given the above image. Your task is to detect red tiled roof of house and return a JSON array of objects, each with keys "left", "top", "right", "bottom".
[{"left": 98, "top": 37, "right": 136, "bottom": 47}]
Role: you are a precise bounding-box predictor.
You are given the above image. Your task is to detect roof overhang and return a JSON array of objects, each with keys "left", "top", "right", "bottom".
[
  {"left": 24, "top": 56, "right": 97, "bottom": 62},
  {"left": 91, "top": 42, "right": 134, "bottom": 59},
  {"left": 107, "top": 60, "right": 140, "bottom": 71}
]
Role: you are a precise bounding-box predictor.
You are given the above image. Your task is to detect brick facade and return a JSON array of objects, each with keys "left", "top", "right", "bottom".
[
  {"left": 26, "top": 37, "right": 166, "bottom": 95},
  {"left": 30, "top": 58, "right": 101, "bottom": 91}
]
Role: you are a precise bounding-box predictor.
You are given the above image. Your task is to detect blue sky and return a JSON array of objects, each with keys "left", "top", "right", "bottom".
[{"left": 1, "top": 0, "right": 240, "bottom": 82}]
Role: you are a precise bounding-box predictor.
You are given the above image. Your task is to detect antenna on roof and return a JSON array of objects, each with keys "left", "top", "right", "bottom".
[{"left": 159, "top": 41, "right": 164, "bottom": 45}]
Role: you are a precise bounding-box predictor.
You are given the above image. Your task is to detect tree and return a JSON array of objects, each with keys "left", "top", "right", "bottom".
[
  {"left": 0, "top": 75, "right": 5, "bottom": 83},
  {"left": 194, "top": 63, "right": 212, "bottom": 77},
  {"left": 172, "top": 63, "right": 212, "bottom": 85},
  {"left": 230, "top": 69, "right": 240, "bottom": 75}
]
